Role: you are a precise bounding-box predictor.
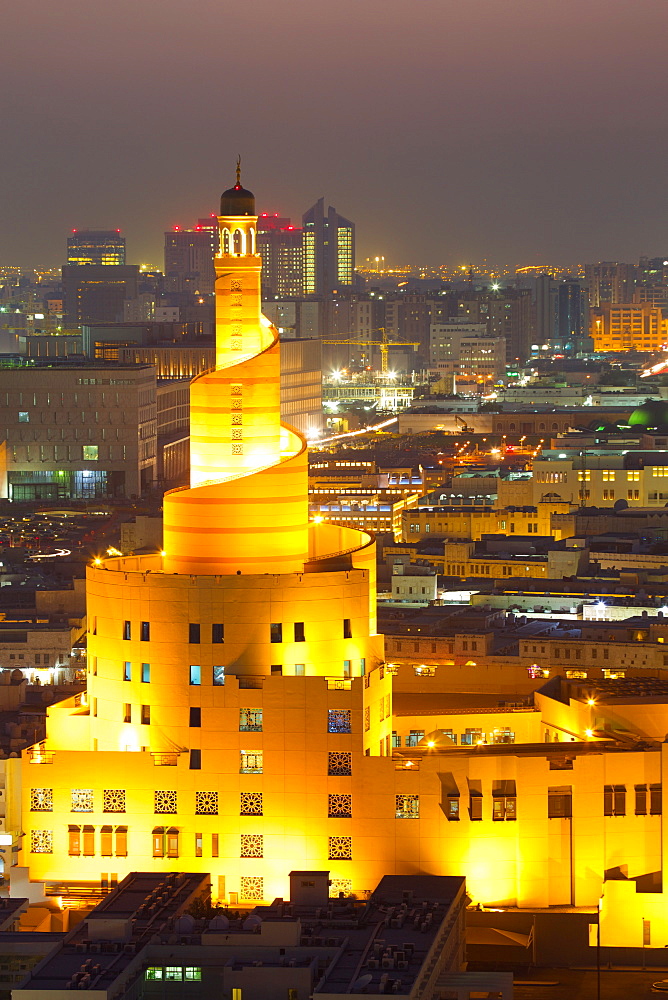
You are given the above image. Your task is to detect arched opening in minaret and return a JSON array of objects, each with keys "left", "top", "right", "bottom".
[
  {"left": 221, "top": 228, "right": 232, "bottom": 255},
  {"left": 233, "top": 229, "right": 245, "bottom": 255},
  {"left": 248, "top": 227, "right": 255, "bottom": 254}
]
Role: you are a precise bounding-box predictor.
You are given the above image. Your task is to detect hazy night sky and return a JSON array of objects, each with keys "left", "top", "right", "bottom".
[{"left": 3, "top": 0, "right": 668, "bottom": 270}]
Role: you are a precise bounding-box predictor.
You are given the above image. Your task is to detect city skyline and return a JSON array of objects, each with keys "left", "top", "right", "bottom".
[{"left": 3, "top": 0, "right": 668, "bottom": 268}]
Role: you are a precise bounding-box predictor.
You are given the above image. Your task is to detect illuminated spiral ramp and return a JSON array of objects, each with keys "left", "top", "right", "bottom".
[{"left": 162, "top": 176, "right": 377, "bottom": 600}]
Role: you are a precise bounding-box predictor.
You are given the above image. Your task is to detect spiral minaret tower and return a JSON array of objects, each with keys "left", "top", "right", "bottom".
[{"left": 84, "top": 171, "right": 384, "bottom": 753}]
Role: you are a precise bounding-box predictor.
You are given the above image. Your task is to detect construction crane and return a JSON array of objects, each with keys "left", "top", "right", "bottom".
[
  {"left": 322, "top": 330, "right": 420, "bottom": 375},
  {"left": 454, "top": 413, "right": 474, "bottom": 434}
]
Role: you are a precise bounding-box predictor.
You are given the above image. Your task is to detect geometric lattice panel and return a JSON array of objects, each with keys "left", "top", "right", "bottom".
[
  {"left": 328, "top": 836, "right": 352, "bottom": 860},
  {"left": 71, "top": 789, "right": 94, "bottom": 812},
  {"left": 240, "top": 792, "right": 263, "bottom": 816},
  {"left": 103, "top": 789, "right": 126, "bottom": 813},
  {"left": 240, "top": 876, "right": 264, "bottom": 900},
  {"left": 240, "top": 834, "right": 263, "bottom": 858},
  {"left": 328, "top": 709, "right": 352, "bottom": 733},
  {"left": 155, "top": 790, "right": 177, "bottom": 814},
  {"left": 396, "top": 794, "right": 420, "bottom": 819},
  {"left": 195, "top": 791, "right": 218, "bottom": 815},
  {"left": 31, "top": 830, "right": 53, "bottom": 853},
  {"left": 329, "top": 878, "right": 353, "bottom": 898},
  {"left": 364, "top": 706, "right": 370, "bottom": 731},
  {"left": 30, "top": 788, "right": 53, "bottom": 812},
  {"left": 328, "top": 752, "right": 352, "bottom": 776},
  {"left": 328, "top": 793, "right": 352, "bottom": 818}
]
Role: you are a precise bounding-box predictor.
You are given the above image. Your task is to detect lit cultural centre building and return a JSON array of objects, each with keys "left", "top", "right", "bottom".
[{"left": 14, "top": 176, "right": 668, "bottom": 946}]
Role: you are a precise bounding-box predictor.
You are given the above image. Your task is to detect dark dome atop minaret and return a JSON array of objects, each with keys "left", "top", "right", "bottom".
[{"left": 220, "top": 158, "right": 255, "bottom": 216}]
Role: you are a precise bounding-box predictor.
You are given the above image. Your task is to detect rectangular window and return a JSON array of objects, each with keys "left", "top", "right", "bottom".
[
  {"left": 212, "top": 623, "right": 224, "bottom": 643},
  {"left": 184, "top": 969, "right": 201, "bottom": 981},
  {"left": 189, "top": 707, "right": 201, "bottom": 728},
  {"left": 294, "top": 663, "right": 305, "bottom": 676},
  {"left": 604, "top": 784, "right": 626, "bottom": 816},
  {"left": 195, "top": 833, "right": 203, "bottom": 858},
  {"left": 212, "top": 833, "right": 219, "bottom": 857},
  {"left": 190, "top": 749, "right": 201, "bottom": 770},
  {"left": 360, "top": 657, "right": 366, "bottom": 675},
  {"left": 167, "top": 830, "right": 179, "bottom": 858},
  {"left": 343, "top": 618, "right": 352, "bottom": 639},
  {"left": 343, "top": 659, "right": 351, "bottom": 677},
  {"left": 294, "top": 622, "right": 305, "bottom": 642},
  {"left": 189, "top": 664, "right": 201, "bottom": 686},
  {"left": 68, "top": 826, "right": 80, "bottom": 856},
  {"left": 189, "top": 623, "right": 200, "bottom": 644},
  {"left": 650, "top": 784, "right": 662, "bottom": 815},
  {"left": 153, "top": 829, "right": 165, "bottom": 857},
  {"left": 140, "top": 621, "right": 150, "bottom": 641},
  {"left": 123, "top": 621, "right": 131, "bottom": 641},
  {"left": 123, "top": 704, "right": 131, "bottom": 723},
  {"left": 240, "top": 751, "right": 263, "bottom": 774},
  {"left": 270, "top": 623, "right": 282, "bottom": 643},
  {"left": 18, "top": 411, "right": 29, "bottom": 422},
  {"left": 406, "top": 730, "right": 425, "bottom": 747},
  {"left": 447, "top": 797, "right": 460, "bottom": 821},
  {"left": 82, "top": 826, "right": 95, "bottom": 856},
  {"left": 123, "top": 661, "right": 131, "bottom": 681},
  {"left": 141, "top": 663, "right": 150, "bottom": 683},
  {"left": 635, "top": 784, "right": 647, "bottom": 815},
  {"left": 100, "top": 825, "right": 113, "bottom": 857},
  {"left": 271, "top": 664, "right": 282, "bottom": 675},
  {"left": 469, "top": 792, "right": 483, "bottom": 821},
  {"left": 82, "top": 445, "right": 98, "bottom": 461},
  {"left": 213, "top": 665, "right": 225, "bottom": 685},
  {"left": 239, "top": 708, "right": 263, "bottom": 731},
  {"left": 548, "top": 788, "right": 572, "bottom": 818},
  {"left": 115, "top": 826, "right": 127, "bottom": 857},
  {"left": 141, "top": 705, "right": 150, "bottom": 725}
]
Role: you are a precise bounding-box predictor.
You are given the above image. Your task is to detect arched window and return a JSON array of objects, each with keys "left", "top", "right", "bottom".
[
  {"left": 509, "top": 423, "right": 516, "bottom": 432},
  {"left": 221, "top": 228, "right": 231, "bottom": 255},
  {"left": 551, "top": 422, "right": 559, "bottom": 431},
  {"left": 539, "top": 422, "right": 546, "bottom": 431},
  {"left": 233, "top": 229, "right": 245, "bottom": 255},
  {"left": 247, "top": 227, "right": 255, "bottom": 254}
]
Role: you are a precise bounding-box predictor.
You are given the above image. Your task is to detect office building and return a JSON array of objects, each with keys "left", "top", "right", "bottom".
[
  {"left": 0, "top": 364, "right": 158, "bottom": 499},
  {"left": 450, "top": 288, "right": 533, "bottom": 364},
  {"left": 429, "top": 321, "right": 506, "bottom": 382},
  {"left": 62, "top": 265, "right": 139, "bottom": 326},
  {"left": 257, "top": 214, "right": 303, "bottom": 297},
  {"left": 66, "top": 230, "right": 126, "bottom": 267},
  {"left": 585, "top": 262, "right": 637, "bottom": 307},
  {"left": 534, "top": 275, "right": 590, "bottom": 355},
  {"left": 164, "top": 223, "right": 217, "bottom": 295},
  {"left": 590, "top": 302, "right": 665, "bottom": 352},
  {"left": 302, "top": 198, "right": 355, "bottom": 294}
]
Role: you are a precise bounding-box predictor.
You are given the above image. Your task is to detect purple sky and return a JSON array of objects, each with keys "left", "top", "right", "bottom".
[{"left": 3, "top": 0, "right": 668, "bottom": 269}]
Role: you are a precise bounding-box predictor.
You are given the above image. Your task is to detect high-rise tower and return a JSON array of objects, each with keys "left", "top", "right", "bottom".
[
  {"left": 67, "top": 229, "right": 126, "bottom": 266},
  {"left": 302, "top": 198, "right": 355, "bottom": 295}
]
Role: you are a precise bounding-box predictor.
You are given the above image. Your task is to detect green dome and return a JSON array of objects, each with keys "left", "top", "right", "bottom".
[{"left": 628, "top": 400, "right": 668, "bottom": 429}]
